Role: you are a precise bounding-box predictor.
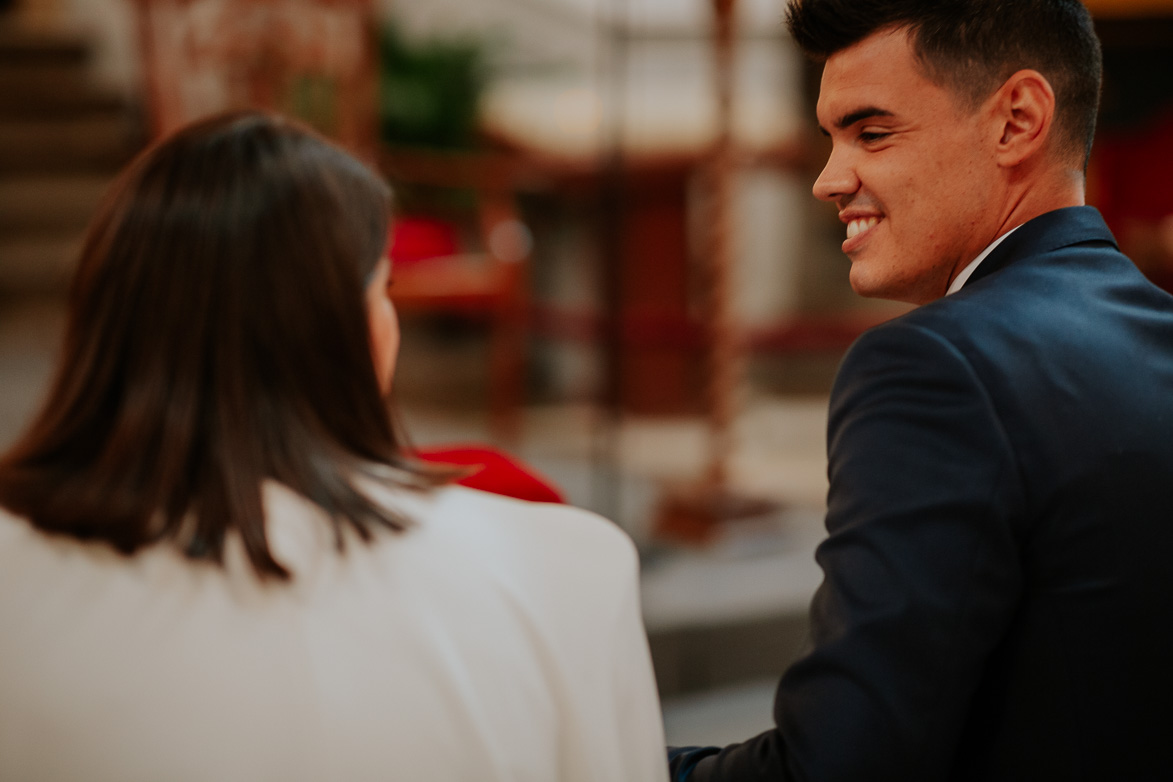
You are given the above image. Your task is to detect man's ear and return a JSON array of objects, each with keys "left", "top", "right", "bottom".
[{"left": 993, "top": 69, "right": 1056, "bottom": 167}]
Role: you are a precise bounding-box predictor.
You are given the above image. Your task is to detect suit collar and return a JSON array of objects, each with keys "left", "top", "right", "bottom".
[{"left": 963, "top": 206, "right": 1118, "bottom": 288}]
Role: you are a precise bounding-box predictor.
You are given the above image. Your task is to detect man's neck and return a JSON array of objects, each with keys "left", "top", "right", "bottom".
[
  {"left": 942, "top": 166, "right": 1084, "bottom": 297},
  {"left": 999, "top": 161, "right": 1086, "bottom": 234}
]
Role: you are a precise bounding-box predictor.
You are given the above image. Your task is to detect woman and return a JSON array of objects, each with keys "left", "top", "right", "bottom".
[{"left": 0, "top": 111, "right": 666, "bottom": 782}]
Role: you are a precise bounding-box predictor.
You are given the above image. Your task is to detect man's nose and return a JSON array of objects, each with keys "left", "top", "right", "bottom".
[{"left": 812, "top": 146, "right": 858, "bottom": 203}]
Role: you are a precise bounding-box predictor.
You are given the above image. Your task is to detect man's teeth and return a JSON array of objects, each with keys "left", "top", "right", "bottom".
[{"left": 847, "top": 217, "right": 879, "bottom": 240}]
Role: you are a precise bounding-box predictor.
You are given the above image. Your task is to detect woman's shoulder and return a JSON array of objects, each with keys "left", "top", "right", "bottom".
[
  {"left": 0, "top": 507, "right": 43, "bottom": 569},
  {"left": 354, "top": 480, "right": 641, "bottom": 602},
  {"left": 430, "top": 484, "right": 635, "bottom": 558},
  {"left": 0, "top": 505, "right": 118, "bottom": 567},
  {"left": 426, "top": 486, "right": 644, "bottom": 633}
]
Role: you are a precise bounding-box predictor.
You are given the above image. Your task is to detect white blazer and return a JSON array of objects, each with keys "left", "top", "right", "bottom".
[{"left": 0, "top": 481, "right": 668, "bottom": 782}]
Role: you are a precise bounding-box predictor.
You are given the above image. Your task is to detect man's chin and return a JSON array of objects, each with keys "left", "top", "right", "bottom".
[
  {"left": 848, "top": 265, "right": 931, "bottom": 306},
  {"left": 847, "top": 264, "right": 889, "bottom": 300}
]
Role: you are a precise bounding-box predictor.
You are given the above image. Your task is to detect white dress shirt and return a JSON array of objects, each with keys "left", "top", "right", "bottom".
[{"left": 947, "top": 226, "right": 1021, "bottom": 295}]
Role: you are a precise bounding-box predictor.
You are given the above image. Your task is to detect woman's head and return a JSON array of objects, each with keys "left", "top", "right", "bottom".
[
  {"left": 0, "top": 111, "right": 433, "bottom": 579},
  {"left": 77, "top": 110, "right": 398, "bottom": 400}
]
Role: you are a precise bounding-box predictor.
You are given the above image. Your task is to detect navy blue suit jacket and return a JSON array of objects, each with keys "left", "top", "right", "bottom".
[{"left": 673, "top": 207, "right": 1173, "bottom": 781}]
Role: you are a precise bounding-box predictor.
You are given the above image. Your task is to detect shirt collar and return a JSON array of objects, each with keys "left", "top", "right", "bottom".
[{"left": 946, "top": 225, "right": 1021, "bottom": 295}]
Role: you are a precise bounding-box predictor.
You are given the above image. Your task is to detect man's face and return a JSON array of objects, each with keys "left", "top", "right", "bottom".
[{"left": 814, "top": 28, "right": 1004, "bottom": 304}]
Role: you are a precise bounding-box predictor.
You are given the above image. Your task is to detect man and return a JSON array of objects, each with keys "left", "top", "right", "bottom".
[{"left": 670, "top": 1, "right": 1173, "bottom": 779}]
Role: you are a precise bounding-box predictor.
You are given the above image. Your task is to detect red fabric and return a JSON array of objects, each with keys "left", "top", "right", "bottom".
[
  {"left": 388, "top": 216, "right": 461, "bottom": 266},
  {"left": 413, "top": 445, "right": 567, "bottom": 504},
  {"left": 1092, "top": 108, "right": 1173, "bottom": 230},
  {"left": 1089, "top": 109, "right": 1173, "bottom": 292}
]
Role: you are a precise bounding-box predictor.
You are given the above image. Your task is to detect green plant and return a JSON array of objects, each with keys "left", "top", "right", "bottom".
[{"left": 378, "top": 22, "right": 487, "bottom": 150}]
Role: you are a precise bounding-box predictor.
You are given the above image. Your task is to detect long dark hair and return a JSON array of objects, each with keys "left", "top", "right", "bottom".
[{"left": 0, "top": 111, "right": 442, "bottom": 580}]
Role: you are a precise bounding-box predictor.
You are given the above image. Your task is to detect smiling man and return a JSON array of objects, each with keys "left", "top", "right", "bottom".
[
  {"left": 812, "top": 28, "right": 1039, "bottom": 304},
  {"left": 669, "top": 1, "right": 1173, "bottom": 780}
]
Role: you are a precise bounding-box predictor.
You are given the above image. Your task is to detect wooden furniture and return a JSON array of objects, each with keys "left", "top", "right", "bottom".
[
  {"left": 1084, "top": 0, "right": 1173, "bottom": 16},
  {"left": 380, "top": 145, "right": 532, "bottom": 444},
  {"left": 132, "top": 0, "right": 379, "bottom": 159},
  {"left": 1089, "top": 12, "right": 1173, "bottom": 292},
  {"left": 133, "top": 2, "right": 532, "bottom": 441}
]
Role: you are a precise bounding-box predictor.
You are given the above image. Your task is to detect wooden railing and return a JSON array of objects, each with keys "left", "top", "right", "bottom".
[{"left": 132, "top": 0, "right": 378, "bottom": 158}]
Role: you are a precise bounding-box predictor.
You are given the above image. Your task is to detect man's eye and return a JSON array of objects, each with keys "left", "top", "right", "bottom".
[{"left": 859, "top": 131, "right": 891, "bottom": 143}]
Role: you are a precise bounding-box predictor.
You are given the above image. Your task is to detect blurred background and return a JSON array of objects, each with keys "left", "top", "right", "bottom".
[{"left": 0, "top": 0, "right": 1170, "bottom": 747}]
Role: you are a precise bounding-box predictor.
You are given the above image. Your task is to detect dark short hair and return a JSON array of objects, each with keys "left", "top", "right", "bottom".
[
  {"left": 0, "top": 111, "right": 443, "bottom": 580},
  {"left": 785, "top": 0, "right": 1103, "bottom": 167}
]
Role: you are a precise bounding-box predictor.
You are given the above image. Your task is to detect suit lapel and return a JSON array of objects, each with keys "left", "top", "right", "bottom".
[{"left": 963, "top": 206, "right": 1119, "bottom": 289}]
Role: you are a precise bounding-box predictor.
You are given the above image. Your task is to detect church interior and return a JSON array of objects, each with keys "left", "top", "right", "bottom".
[{"left": 1, "top": 0, "right": 1170, "bottom": 746}]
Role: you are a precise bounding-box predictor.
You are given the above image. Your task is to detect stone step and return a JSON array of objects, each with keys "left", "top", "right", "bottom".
[
  {"left": 0, "top": 19, "right": 129, "bottom": 121},
  {"left": 0, "top": 64, "right": 128, "bottom": 119},
  {"left": 0, "top": 233, "right": 81, "bottom": 294},
  {"left": 0, "top": 21, "right": 128, "bottom": 296},
  {"left": 0, "top": 23, "right": 89, "bottom": 67},
  {"left": 0, "top": 115, "right": 142, "bottom": 175},
  {"left": 0, "top": 173, "right": 111, "bottom": 232}
]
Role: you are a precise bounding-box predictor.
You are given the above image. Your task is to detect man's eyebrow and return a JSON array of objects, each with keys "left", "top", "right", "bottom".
[{"left": 817, "top": 107, "right": 895, "bottom": 136}]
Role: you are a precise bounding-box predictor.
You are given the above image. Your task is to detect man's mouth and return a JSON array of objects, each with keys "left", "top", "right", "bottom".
[{"left": 846, "top": 216, "right": 880, "bottom": 240}]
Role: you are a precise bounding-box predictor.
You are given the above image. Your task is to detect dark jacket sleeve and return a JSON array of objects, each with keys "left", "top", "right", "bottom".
[{"left": 678, "top": 323, "right": 1027, "bottom": 781}]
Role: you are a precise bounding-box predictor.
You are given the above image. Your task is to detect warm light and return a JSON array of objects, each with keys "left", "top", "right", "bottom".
[{"left": 1082, "top": 0, "right": 1173, "bottom": 17}]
